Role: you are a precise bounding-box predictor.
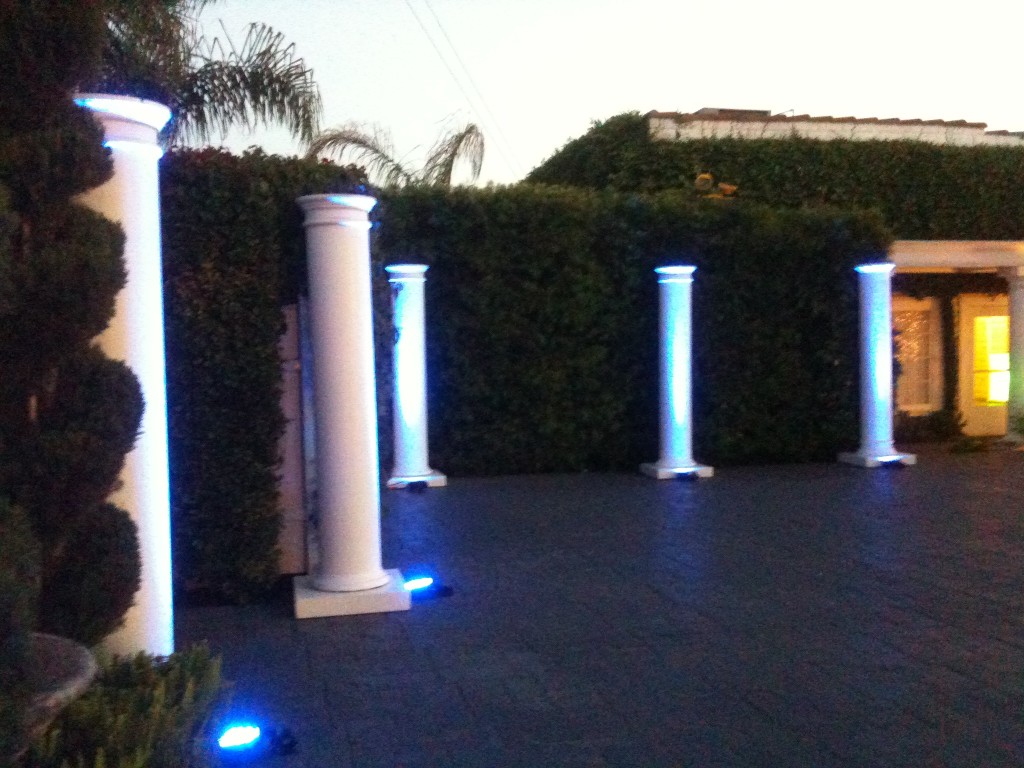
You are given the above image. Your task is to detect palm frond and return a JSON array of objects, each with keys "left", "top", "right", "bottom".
[
  {"left": 305, "top": 123, "right": 415, "bottom": 187},
  {"left": 421, "top": 123, "right": 485, "bottom": 186},
  {"left": 171, "top": 22, "right": 321, "bottom": 146}
]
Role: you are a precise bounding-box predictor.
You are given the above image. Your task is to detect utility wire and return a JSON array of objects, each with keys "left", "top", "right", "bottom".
[
  {"left": 401, "top": 0, "right": 522, "bottom": 180},
  {"left": 420, "top": 0, "right": 525, "bottom": 177}
]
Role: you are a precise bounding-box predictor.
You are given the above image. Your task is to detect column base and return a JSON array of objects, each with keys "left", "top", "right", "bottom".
[
  {"left": 838, "top": 450, "right": 917, "bottom": 468},
  {"left": 640, "top": 461, "right": 714, "bottom": 480},
  {"left": 386, "top": 470, "right": 447, "bottom": 489},
  {"left": 293, "top": 569, "right": 410, "bottom": 619}
]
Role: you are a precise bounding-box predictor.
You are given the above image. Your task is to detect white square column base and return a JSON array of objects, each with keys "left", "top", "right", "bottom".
[
  {"left": 293, "top": 569, "right": 410, "bottom": 619},
  {"left": 838, "top": 451, "right": 917, "bottom": 468},
  {"left": 386, "top": 471, "right": 447, "bottom": 489},
  {"left": 640, "top": 462, "right": 714, "bottom": 479}
]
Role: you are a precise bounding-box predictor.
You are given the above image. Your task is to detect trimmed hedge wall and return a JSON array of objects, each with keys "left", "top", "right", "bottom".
[
  {"left": 375, "top": 186, "right": 890, "bottom": 470},
  {"left": 527, "top": 113, "right": 1024, "bottom": 239},
  {"left": 160, "top": 148, "right": 369, "bottom": 600},
  {"left": 161, "top": 152, "right": 890, "bottom": 597}
]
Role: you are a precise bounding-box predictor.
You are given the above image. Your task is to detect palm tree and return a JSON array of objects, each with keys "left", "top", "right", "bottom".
[
  {"left": 306, "top": 121, "right": 485, "bottom": 187},
  {"left": 89, "top": 0, "right": 321, "bottom": 146}
]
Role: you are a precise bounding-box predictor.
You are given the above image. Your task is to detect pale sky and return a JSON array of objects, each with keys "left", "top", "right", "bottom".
[{"left": 199, "top": 0, "right": 1024, "bottom": 185}]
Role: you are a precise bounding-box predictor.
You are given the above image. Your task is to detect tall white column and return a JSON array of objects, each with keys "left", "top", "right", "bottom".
[
  {"left": 839, "top": 263, "right": 916, "bottom": 467},
  {"left": 641, "top": 266, "right": 713, "bottom": 479},
  {"left": 1002, "top": 267, "right": 1024, "bottom": 442},
  {"left": 385, "top": 265, "right": 446, "bottom": 488},
  {"left": 75, "top": 94, "right": 174, "bottom": 656},
  {"left": 292, "top": 194, "right": 409, "bottom": 619}
]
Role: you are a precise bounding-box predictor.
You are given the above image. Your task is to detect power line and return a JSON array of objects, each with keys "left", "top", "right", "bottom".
[
  {"left": 401, "top": 0, "right": 523, "bottom": 180},
  {"left": 419, "top": 0, "right": 525, "bottom": 177}
]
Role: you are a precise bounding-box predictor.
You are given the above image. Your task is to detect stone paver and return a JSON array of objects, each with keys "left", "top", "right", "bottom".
[{"left": 177, "top": 446, "right": 1024, "bottom": 767}]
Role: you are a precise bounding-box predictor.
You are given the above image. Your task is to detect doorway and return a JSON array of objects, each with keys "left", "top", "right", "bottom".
[{"left": 958, "top": 294, "right": 1009, "bottom": 436}]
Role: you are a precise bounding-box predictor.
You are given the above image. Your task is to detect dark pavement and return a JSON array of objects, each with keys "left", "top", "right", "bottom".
[{"left": 177, "top": 446, "right": 1024, "bottom": 767}]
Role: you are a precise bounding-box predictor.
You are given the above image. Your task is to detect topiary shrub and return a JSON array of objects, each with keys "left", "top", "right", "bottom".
[
  {"left": 0, "top": 2, "right": 142, "bottom": 648},
  {"left": 0, "top": 496, "right": 40, "bottom": 765},
  {"left": 37, "top": 503, "right": 140, "bottom": 648}
]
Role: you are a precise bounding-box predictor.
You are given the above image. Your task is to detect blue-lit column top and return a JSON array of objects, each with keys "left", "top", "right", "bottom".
[
  {"left": 75, "top": 94, "right": 170, "bottom": 156},
  {"left": 839, "top": 262, "right": 916, "bottom": 468},
  {"left": 75, "top": 93, "right": 174, "bottom": 657},
  {"left": 385, "top": 264, "right": 446, "bottom": 489},
  {"left": 641, "top": 265, "right": 713, "bottom": 479}
]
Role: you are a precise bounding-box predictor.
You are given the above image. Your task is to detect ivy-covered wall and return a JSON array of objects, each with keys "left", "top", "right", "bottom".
[{"left": 528, "top": 113, "right": 1024, "bottom": 240}]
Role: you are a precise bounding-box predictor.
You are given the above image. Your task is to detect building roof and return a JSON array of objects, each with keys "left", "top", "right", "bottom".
[{"left": 645, "top": 108, "right": 1024, "bottom": 146}]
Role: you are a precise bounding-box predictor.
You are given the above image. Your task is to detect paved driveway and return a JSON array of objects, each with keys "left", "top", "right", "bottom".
[{"left": 178, "top": 446, "right": 1024, "bottom": 767}]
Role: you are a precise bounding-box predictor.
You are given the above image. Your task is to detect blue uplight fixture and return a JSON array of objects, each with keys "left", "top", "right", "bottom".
[
  {"left": 218, "top": 724, "right": 262, "bottom": 751},
  {"left": 404, "top": 576, "right": 435, "bottom": 591},
  {"left": 403, "top": 573, "right": 453, "bottom": 601},
  {"left": 216, "top": 722, "right": 297, "bottom": 763}
]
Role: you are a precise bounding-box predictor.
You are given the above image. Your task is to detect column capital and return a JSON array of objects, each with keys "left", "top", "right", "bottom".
[
  {"left": 855, "top": 262, "right": 895, "bottom": 275},
  {"left": 386, "top": 264, "right": 429, "bottom": 282},
  {"left": 655, "top": 265, "right": 697, "bottom": 283},
  {"left": 75, "top": 93, "right": 170, "bottom": 148},
  {"left": 297, "top": 194, "right": 377, "bottom": 228}
]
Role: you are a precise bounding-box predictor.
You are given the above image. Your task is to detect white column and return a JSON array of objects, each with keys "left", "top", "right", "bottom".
[
  {"left": 292, "top": 194, "right": 409, "bottom": 619},
  {"left": 74, "top": 94, "right": 174, "bottom": 656},
  {"left": 1002, "top": 267, "right": 1024, "bottom": 441},
  {"left": 839, "top": 263, "right": 916, "bottom": 467},
  {"left": 641, "top": 266, "right": 713, "bottom": 479},
  {"left": 385, "top": 265, "right": 446, "bottom": 488}
]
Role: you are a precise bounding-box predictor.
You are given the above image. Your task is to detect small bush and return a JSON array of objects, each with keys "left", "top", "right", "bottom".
[
  {"left": 894, "top": 409, "right": 963, "bottom": 443},
  {"left": 24, "top": 646, "right": 225, "bottom": 768},
  {"left": 0, "top": 497, "right": 40, "bottom": 765},
  {"left": 36, "top": 503, "right": 140, "bottom": 648}
]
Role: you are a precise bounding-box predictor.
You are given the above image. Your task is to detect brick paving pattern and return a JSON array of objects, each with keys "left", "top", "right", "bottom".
[{"left": 177, "top": 447, "right": 1024, "bottom": 767}]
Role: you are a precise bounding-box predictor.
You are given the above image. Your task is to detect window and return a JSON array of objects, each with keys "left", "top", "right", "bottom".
[{"left": 893, "top": 296, "right": 942, "bottom": 414}]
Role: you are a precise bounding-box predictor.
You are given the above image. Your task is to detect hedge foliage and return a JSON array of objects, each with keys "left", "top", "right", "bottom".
[
  {"left": 527, "top": 112, "right": 1024, "bottom": 239},
  {"left": 375, "top": 186, "right": 891, "bottom": 470},
  {"left": 160, "top": 148, "right": 368, "bottom": 600},
  {"left": 0, "top": 4, "right": 141, "bottom": 645},
  {"left": 0, "top": 497, "right": 39, "bottom": 764},
  {"left": 25, "top": 647, "right": 224, "bottom": 768},
  {"left": 161, "top": 153, "right": 889, "bottom": 596}
]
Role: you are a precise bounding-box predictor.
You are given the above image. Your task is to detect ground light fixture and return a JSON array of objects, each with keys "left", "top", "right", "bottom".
[
  {"left": 404, "top": 575, "right": 453, "bottom": 601},
  {"left": 216, "top": 723, "right": 296, "bottom": 763}
]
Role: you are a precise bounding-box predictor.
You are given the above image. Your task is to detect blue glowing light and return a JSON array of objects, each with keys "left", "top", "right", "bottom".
[
  {"left": 218, "top": 725, "right": 262, "bottom": 750},
  {"left": 855, "top": 263, "right": 895, "bottom": 274},
  {"left": 75, "top": 94, "right": 171, "bottom": 131},
  {"left": 404, "top": 577, "right": 434, "bottom": 591}
]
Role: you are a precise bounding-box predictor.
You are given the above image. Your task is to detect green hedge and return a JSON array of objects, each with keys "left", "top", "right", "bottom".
[
  {"left": 160, "top": 148, "right": 369, "bottom": 600},
  {"left": 161, "top": 154, "right": 890, "bottom": 597},
  {"left": 528, "top": 113, "right": 1024, "bottom": 239},
  {"left": 376, "top": 186, "right": 891, "bottom": 470}
]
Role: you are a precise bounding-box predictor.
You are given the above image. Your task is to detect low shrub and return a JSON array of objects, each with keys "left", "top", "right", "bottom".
[
  {"left": 0, "top": 497, "right": 40, "bottom": 766},
  {"left": 24, "top": 646, "right": 225, "bottom": 768},
  {"left": 36, "top": 502, "right": 140, "bottom": 648},
  {"left": 894, "top": 409, "right": 963, "bottom": 443}
]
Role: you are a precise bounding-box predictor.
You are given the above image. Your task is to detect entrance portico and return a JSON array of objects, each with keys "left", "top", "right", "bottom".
[{"left": 890, "top": 241, "right": 1024, "bottom": 442}]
